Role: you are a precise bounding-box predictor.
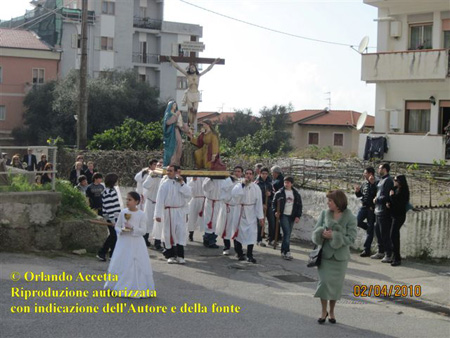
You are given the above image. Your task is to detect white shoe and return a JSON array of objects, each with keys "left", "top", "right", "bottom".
[
  {"left": 223, "top": 249, "right": 230, "bottom": 256},
  {"left": 285, "top": 252, "right": 293, "bottom": 260},
  {"left": 177, "top": 257, "right": 186, "bottom": 264},
  {"left": 257, "top": 241, "right": 266, "bottom": 247},
  {"left": 167, "top": 257, "right": 178, "bottom": 264}
]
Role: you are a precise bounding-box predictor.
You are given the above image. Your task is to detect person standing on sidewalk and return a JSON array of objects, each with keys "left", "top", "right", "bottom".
[
  {"left": 388, "top": 175, "right": 410, "bottom": 266},
  {"left": 371, "top": 163, "right": 394, "bottom": 263},
  {"left": 354, "top": 167, "right": 377, "bottom": 257},
  {"left": 272, "top": 176, "right": 302, "bottom": 260}
]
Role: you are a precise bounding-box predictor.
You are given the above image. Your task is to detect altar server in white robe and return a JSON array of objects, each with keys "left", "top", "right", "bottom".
[
  {"left": 134, "top": 161, "right": 153, "bottom": 211},
  {"left": 216, "top": 166, "right": 243, "bottom": 256},
  {"left": 231, "top": 168, "right": 265, "bottom": 264},
  {"left": 187, "top": 177, "right": 205, "bottom": 242},
  {"left": 142, "top": 159, "right": 163, "bottom": 248},
  {"left": 202, "top": 177, "right": 222, "bottom": 248},
  {"left": 154, "top": 165, "right": 192, "bottom": 264}
]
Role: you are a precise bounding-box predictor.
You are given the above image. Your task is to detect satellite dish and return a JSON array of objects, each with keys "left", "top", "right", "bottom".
[
  {"left": 358, "top": 36, "right": 370, "bottom": 54},
  {"left": 356, "top": 111, "right": 368, "bottom": 130}
]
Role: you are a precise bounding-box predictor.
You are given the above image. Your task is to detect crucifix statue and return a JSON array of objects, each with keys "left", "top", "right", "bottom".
[{"left": 160, "top": 37, "right": 225, "bottom": 130}]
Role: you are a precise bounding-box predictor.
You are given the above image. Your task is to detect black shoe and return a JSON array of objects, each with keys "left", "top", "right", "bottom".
[
  {"left": 145, "top": 240, "right": 151, "bottom": 247},
  {"left": 96, "top": 254, "right": 106, "bottom": 262},
  {"left": 247, "top": 257, "right": 257, "bottom": 264},
  {"left": 328, "top": 317, "right": 336, "bottom": 324},
  {"left": 318, "top": 312, "right": 328, "bottom": 324},
  {"left": 188, "top": 231, "right": 194, "bottom": 242},
  {"left": 391, "top": 260, "right": 401, "bottom": 266},
  {"left": 360, "top": 250, "right": 371, "bottom": 257},
  {"left": 237, "top": 255, "right": 246, "bottom": 261}
]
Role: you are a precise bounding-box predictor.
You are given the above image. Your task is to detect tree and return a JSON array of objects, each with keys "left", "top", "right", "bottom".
[
  {"left": 13, "top": 69, "right": 164, "bottom": 146},
  {"left": 218, "top": 109, "right": 260, "bottom": 145}
]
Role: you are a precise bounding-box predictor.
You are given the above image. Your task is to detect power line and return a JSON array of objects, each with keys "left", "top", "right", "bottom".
[{"left": 179, "top": 0, "right": 355, "bottom": 47}]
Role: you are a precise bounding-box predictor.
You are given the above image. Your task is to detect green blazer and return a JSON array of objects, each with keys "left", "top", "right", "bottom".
[{"left": 312, "top": 209, "right": 357, "bottom": 261}]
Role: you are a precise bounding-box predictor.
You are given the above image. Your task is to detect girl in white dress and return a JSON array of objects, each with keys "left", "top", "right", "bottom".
[{"left": 104, "top": 192, "right": 155, "bottom": 297}]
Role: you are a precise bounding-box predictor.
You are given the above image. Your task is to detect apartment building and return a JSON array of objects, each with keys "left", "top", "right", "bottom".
[
  {"left": 3, "top": 0, "right": 202, "bottom": 105},
  {"left": 359, "top": 0, "right": 450, "bottom": 164}
]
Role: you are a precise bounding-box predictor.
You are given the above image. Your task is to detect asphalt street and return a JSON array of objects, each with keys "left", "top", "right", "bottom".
[{"left": 1, "top": 236, "right": 449, "bottom": 338}]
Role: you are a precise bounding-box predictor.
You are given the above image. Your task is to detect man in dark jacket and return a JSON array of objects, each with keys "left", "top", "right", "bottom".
[
  {"left": 355, "top": 167, "right": 377, "bottom": 257},
  {"left": 23, "top": 148, "right": 37, "bottom": 171},
  {"left": 271, "top": 165, "right": 284, "bottom": 192},
  {"left": 255, "top": 167, "right": 274, "bottom": 246},
  {"left": 371, "top": 163, "right": 394, "bottom": 262},
  {"left": 272, "top": 176, "right": 302, "bottom": 260}
]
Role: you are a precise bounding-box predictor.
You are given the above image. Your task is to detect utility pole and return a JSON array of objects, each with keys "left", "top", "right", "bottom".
[{"left": 78, "top": 0, "right": 88, "bottom": 149}]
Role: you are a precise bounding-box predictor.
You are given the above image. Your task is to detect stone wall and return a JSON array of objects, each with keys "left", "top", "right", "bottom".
[
  {"left": 291, "top": 189, "right": 450, "bottom": 259},
  {"left": 57, "top": 149, "right": 163, "bottom": 187},
  {"left": 0, "top": 192, "right": 106, "bottom": 252}
]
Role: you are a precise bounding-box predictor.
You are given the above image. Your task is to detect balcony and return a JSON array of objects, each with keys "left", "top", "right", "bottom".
[
  {"left": 61, "top": 8, "right": 96, "bottom": 23},
  {"left": 358, "top": 132, "right": 447, "bottom": 164},
  {"left": 132, "top": 53, "right": 160, "bottom": 66},
  {"left": 361, "top": 49, "right": 449, "bottom": 83},
  {"left": 133, "top": 17, "right": 162, "bottom": 30}
]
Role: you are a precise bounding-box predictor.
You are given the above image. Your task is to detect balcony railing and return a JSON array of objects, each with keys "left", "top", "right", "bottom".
[
  {"left": 133, "top": 17, "right": 162, "bottom": 30},
  {"left": 61, "top": 8, "right": 96, "bottom": 23},
  {"left": 132, "top": 52, "right": 160, "bottom": 65},
  {"left": 361, "top": 49, "right": 449, "bottom": 82}
]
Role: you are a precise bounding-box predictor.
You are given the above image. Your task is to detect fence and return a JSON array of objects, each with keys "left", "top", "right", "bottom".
[
  {"left": 279, "top": 158, "right": 450, "bottom": 208},
  {"left": 0, "top": 146, "right": 58, "bottom": 191}
]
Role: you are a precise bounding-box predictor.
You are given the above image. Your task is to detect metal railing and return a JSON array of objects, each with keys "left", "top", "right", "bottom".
[
  {"left": 0, "top": 146, "right": 58, "bottom": 191},
  {"left": 132, "top": 52, "right": 160, "bottom": 65},
  {"left": 133, "top": 16, "right": 162, "bottom": 30}
]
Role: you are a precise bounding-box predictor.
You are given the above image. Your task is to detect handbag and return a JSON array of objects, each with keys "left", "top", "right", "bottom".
[{"left": 307, "top": 245, "right": 323, "bottom": 268}]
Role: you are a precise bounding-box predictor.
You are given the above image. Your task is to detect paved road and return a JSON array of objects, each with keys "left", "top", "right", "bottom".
[{"left": 1, "top": 236, "right": 449, "bottom": 338}]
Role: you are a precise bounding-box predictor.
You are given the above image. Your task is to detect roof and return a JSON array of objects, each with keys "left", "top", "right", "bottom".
[
  {"left": 0, "top": 28, "right": 51, "bottom": 50},
  {"left": 197, "top": 112, "right": 237, "bottom": 124},
  {"left": 288, "top": 109, "right": 374, "bottom": 127}
]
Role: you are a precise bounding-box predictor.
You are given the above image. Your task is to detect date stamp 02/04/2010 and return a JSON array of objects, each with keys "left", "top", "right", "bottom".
[{"left": 353, "top": 284, "right": 422, "bottom": 298}]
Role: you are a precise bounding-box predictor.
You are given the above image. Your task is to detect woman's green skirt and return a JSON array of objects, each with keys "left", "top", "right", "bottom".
[{"left": 314, "top": 257, "right": 348, "bottom": 300}]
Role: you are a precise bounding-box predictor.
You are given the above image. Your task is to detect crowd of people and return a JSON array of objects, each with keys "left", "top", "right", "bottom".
[{"left": 6, "top": 150, "right": 410, "bottom": 322}]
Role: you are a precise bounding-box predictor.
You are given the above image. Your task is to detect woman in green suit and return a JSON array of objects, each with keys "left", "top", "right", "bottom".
[{"left": 312, "top": 190, "right": 357, "bottom": 324}]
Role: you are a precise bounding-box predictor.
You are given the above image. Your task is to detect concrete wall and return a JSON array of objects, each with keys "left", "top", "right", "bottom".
[
  {"left": 291, "top": 189, "right": 450, "bottom": 259},
  {"left": 0, "top": 192, "right": 105, "bottom": 252}
]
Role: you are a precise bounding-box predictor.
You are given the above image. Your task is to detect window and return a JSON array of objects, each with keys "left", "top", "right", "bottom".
[
  {"left": 0, "top": 66, "right": 2, "bottom": 83},
  {"left": 101, "top": 1, "right": 115, "bottom": 15},
  {"left": 177, "top": 76, "right": 188, "bottom": 90},
  {"left": 409, "top": 23, "right": 432, "bottom": 50},
  {"left": 138, "top": 74, "right": 146, "bottom": 82},
  {"left": 333, "top": 133, "right": 344, "bottom": 147},
  {"left": 32, "top": 68, "right": 45, "bottom": 85},
  {"left": 405, "top": 102, "right": 431, "bottom": 133},
  {"left": 139, "top": 6, "right": 146, "bottom": 18},
  {"left": 308, "top": 132, "right": 319, "bottom": 145},
  {"left": 101, "top": 37, "right": 114, "bottom": 51},
  {"left": 0, "top": 106, "right": 5, "bottom": 121},
  {"left": 444, "top": 31, "right": 450, "bottom": 49}
]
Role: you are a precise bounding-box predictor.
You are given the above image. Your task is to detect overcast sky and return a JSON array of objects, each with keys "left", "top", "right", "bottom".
[{"left": 1, "top": 0, "right": 378, "bottom": 115}]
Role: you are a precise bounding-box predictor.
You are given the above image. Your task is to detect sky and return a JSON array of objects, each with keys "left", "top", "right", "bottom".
[{"left": 0, "top": 0, "right": 379, "bottom": 116}]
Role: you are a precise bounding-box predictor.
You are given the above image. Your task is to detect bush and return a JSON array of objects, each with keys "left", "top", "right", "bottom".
[
  {"left": 55, "top": 180, "right": 96, "bottom": 219},
  {"left": 0, "top": 174, "right": 48, "bottom": 192},
  {"left": 88, "top": 118, "right": 163, "bottom": 150}
]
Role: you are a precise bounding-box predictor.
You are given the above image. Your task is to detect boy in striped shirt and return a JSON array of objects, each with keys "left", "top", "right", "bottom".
[{"left": 97, "top": 173, "right": 121, "bottom": 261}]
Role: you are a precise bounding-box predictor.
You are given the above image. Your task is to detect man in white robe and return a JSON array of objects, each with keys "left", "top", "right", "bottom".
[
  {"left": 142, "top": 159, "right": 163, "bottom": 249},
  {"left": 202, "top": 177, "right": 222, "bottom": 248},
  {"left": 231, "top": 168, "right": 264, "bottom": 263},
  {"left": 155, "top": 165, "right": 192, "bottom": 264},
  {"left": 216, "top": 166, "right": 243, "bottom": 256},
  {"left": 187, "top": 177, "right": 205, "bottom": 242}
]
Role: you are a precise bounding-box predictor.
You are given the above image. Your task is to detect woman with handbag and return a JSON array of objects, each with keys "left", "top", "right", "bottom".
[{"left": 312, "top": 190, "right": 357, "bottom": 324}]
